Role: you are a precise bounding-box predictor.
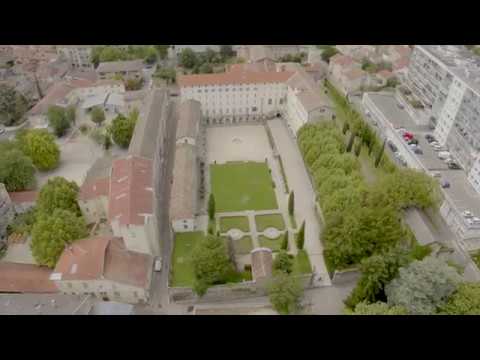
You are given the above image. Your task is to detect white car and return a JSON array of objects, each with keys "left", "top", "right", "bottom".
[
  {"left": 154, "top": 258, "right": 162, "bottom": 272},
  {"left": 431, "top": 172, "right": 442, "bottom": 178},
  {"left": 463, "top": 210, "right": 473, "bottom": 218}
]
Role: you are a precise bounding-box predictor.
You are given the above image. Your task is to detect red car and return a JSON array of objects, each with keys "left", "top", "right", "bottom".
[{"left": 403, "top": 132, "right": 413, "bottom": 140}]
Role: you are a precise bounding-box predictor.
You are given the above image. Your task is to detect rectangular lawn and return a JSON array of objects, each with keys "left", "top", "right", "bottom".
[
  {"left": 210, "top": 162, "right": 278, "bottom": 212},
  {"left": 255, "top": 214, "right": 286, "bottom": 232},
  {"left": 219, "top": 216, "right": 250, "bottom": 233},
  {"left": 170, "top": 232, "right": 204, "bottom": 287},
  {"left": 293, "top": 250, "right": 312, "bottom": 275},
  {"left": 258, "top": 235, "right": 283, "bottom": 252}
]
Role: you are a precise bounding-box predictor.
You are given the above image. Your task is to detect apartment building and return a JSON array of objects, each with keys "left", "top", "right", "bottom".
[
  {"left": 178, "top": 62, "right": 329, "bottom": 134},
  {"left": 406, "top": 46, "right": 480, "bottom": 189},
  {"left": 57, "top": 45, "right": 93, "bottom": 70}
]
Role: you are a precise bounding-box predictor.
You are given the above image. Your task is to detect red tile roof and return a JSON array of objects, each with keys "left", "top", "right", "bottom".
[
  {"left": 330, "top": 54, "right": 355, "bottom": 67},
  {"left": 79, "top": 177, "right": 109, "bottom": 201},
  {"left": 8, "top": 191, "right": 38, "bottom": 204},
  {"left": 377, "top": 69, "right": 394, "bottom": 79},
  {"left": 53, "top": 236, "right": 111, "bottom": 281},
  {"left": 0, "top": 263, "right": 58, "bottom": 293},
  {"left": 178, "top": 70, "right": 294, "bottom": 87},
  {"left": 108, "top": 156, "right": 153, "bottom": 226}
]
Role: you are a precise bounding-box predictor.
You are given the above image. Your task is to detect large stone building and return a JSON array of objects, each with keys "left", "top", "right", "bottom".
[
  {"left": 50, "top": 236, "right": 153, "bottom": 304},
  {"left": 178, "top": 60, "right": 330, "bottom": 134}
]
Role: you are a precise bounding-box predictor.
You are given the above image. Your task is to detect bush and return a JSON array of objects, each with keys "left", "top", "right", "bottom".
[
  {"left": 79, "top": 124, "right": 90, "bottom": 134},
  {"left": 16, "top": 129, "right": 60, "bottom": 171},
  {"left": 0, "top": 148, "right": 35, "bottom": 192},
  {"left": 47, "top": 105, "right": 71, "bottom": 137},
  {"left": 109, "top": 113, "right": 137, "bottom": 148},
  {"left": 36, "top": 177, "right": 81, "bottom": 216},
  {"left": 273, "top": 251, "right": 293, "bottom": 274},
  {"left": 267, "top": 273, "right": 303, "bottom": 315}
]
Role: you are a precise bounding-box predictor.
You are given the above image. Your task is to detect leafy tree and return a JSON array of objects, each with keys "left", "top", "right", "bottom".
[
  {"left": 0, "top": 148, "right": 35, "bottom": 191},
  {"left": 90, "top": 106, "right": 106, "bottom": 126},
  {"left": 346, "top": 132, "right": 355, "bottom": 152},
  {"left": 192, "top": 235, "right": 234, "bottom": 296},
  {"left": 37, "top": 176, "right": 81, "bottom": 216},
  {"left": 281, "top": 231, "right": 289, "bottom": 251},
  {"left": 30, "top": 209, "right": 88, "bottom": 268},
  {"left": 109, "top": 113, "right": 136, "bottom": 148},
  {"left": 296, "top": 221, "right": 305, "bottom": 250},
  {"left": 288, "top": 191, "right": 295, "bottom": 216},
  {"left": 208, "top": 193, "right": 216, "bottom": 220},
  {"left": 385, "top": 256, "right": 463, "bottom": 315},
  {"left": 374, "top": 139, "right": 386, "bottom": 168},
  {"left": 346, "top": 301, "right": 408, "bottom": 315},
  {"left": 344, "top": 247, "right": 412, "bottom": 309},
  {"left": 47, "top": 105, "right": 71, "bottom": 137},
  {"left": 219, "top": 45, "right": 234, "bottom": 60},
  {"left": 154, "top": 45, "right": 169, "bottom": 60},
  {"left": 197, "top": 62, "right": 213, "bottom": 74},
  {"left": 17, "top": 129, "right": 60, "bottom": 171},
  {"left": 125, "top": 78, "right": 144, "bottom": 91},
  {"left": 439, "top": 283, "right": 480, "bottom": 315},
  {"left": 267, "top": 273, "right": 303, "bottom": 315},
  {"left": 273, "top": 251, "right": 293, "bottom": 274},
  {"left": 155, "top": 67, "right": 176, "bottom": 84},
  {"left": 66, "top": 105, "right": 76, "bottom": 125},
  {"left": 321, "top": 46, "right": 339, "bottom": 63},
  {"left": 0, "top": 83, "right": 29, "bottom": 126},
  {"left": 179, "top": 48, "right": 198, "bottom": 69},
  {"left": 90, "top": 128, "right": 107, "bottom": 145},
  {"left": 144, "top": 47, "right": 158, "bottom": 64}
]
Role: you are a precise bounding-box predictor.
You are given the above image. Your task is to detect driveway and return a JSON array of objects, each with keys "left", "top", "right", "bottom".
[{"left": 268, "top": 118, "right": 331, "bottom": 286}]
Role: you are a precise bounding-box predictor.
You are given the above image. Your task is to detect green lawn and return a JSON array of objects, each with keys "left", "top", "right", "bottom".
[
  {"left": 255, "top": 214, "right": 286, "bottom": 232},
  {"left": 233, "top": 236, "right": 254, "bottom": 254},
  {"left": 293, "top": 250, "right": 312, "bottom": 275},
  {"left": 170, "top": 232, "right": 205, "bottom": 287},
  {"left": 258, "top": 235, "right": 283, "bottom": 252},
  {"left": 219, "top": 216, "right": 250, "bottom": 233},
  {"left": 210, "top": 162, "right": 278, "bottom": 212}
]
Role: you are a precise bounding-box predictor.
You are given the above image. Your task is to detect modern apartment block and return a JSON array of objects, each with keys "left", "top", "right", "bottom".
[
  {"left": 57, "top": 45, "right": 93, "bottom": 69},
  {"left": 407, "top": 45, "right": 480, "bottom": 191}
]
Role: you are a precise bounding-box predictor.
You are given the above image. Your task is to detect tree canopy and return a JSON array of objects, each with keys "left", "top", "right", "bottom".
[
  {"left": 438, "top": 283, "right": 480, "bottom": 315},
  {"left": 30, "top": 209, "right": 88, "bottom": 268},
  {"left": 90, "top": 106, "right": 106, "bottom": 126},
  {"left": 385, "top": 256, "right": 463, "bottom": 315},
  {"left": 267, "top": 273, "right": 304, "bottom": 315},
  {"left": 36, "top": 176, "right": 81, "bottom": 216},
  {"left": 0, "top": 147, "right": 35, "bottom": 192},
  {"left": 47, "top": 105, "right": 71, "bottom": 137},
  {"left": 109, "top": 112, "right": 137, "bottom": 148},
  {"left": 346, "top": 301, "right": 408, "bottom": 315},
  {"left": 16, "top": 129, "right": 60, "bottom": 171},
  {"left": 179, "top": 48, "right": 198, "bottom": 69},
  {"left": 273, "top": 251, "right": 294, "bottom": 274},
  {"left": 0, "top": 83, "right": 30, "bottom": 127}
]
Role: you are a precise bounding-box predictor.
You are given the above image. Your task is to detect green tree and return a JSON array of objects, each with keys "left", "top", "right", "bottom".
[
  {"left": 267, "top": 273, "right": 303, "bottom": 315},
  {"left": 179, "top": 48, "right": 198, "bottom": 69},
  {"left": 344, "top": 247, "right": 412, "bottom": 309},
  {"left": 109, "top": 113, "right": 136, "bottom": 148},
  {"left": 220, "top": 45, "right": 234, "bottom": 60},
  {"left": 144, "top": 47, "right": 158, "bottom": 64},
  {"left": 154, "top": 45, "right": 169, "bottom": 60},
  {"left": 0, "top": 83, "right": 29, "bottom": 126},
  {"left": 321, "top": 46, "right": 339, "bottom": 63},
  {"left": 273, "top": 251, "right": 293, "bottom": 274},
  {"left": 155, "top": 67, "right": 176, "bottom": 84},
  {"left": 281, "top": 231, "right": 289, "bottom": 250},
  {"left": 296, "top": 221, "right": 305, "bottom": 250},
  {"left": 385, "top": 256, "right": 463, "bottom": 315},
  {"left": 208, "top": 193, "right": 216, "bottom": 220},
  {"left": 17, "top": 129, "right": 60, "bottom": 171},
  {"left": 47, "top": 105, "right": 71, "bottom": 137},
  {"left": 374, "top": 139, "right": 386, "bottom": 168},
  {"left": 30, "top": 209, "right": 88, "bottom": 268},
  {"left": 346, "top": 132, "right": 355, "bottom": 152},
  {"left": 346, "top": 301, "right": 408, "bottom": 315},
  {"left": 192, "top": 235, "right": 234, "bottom": 296},
  {"left": 36, "top": 176, "right": 81, "bottom": 216},
  {"left": 197, "top": 62, "right": 213, "bottom": 74},
  {"left": 0, "top": 148, "right": 35, "bottom": 192},
  {"left": 90, "top": 106, "right": 106, "bottom": 126},
  {"left": 288, "top": 191, "right": 295, "bottom": 216},
  {"left": 439, "top": 283, "right": 480, "bottom": 315}
]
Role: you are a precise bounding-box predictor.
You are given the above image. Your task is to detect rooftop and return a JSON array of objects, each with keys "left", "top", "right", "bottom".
[
  {"left": 178, "top": 70, "right": 294, "bottom": 87},
  {"left": 96, "top": 59, "right": 144, "bottom": 74},
  {"left": 108, "top": 155, "right": 153, "bottom": 226},
  {"left": 0, "top": 263, "right": 58, "bottom": 293},
  {"left": 170, "top": 144, "right": 197, "bottom": 221},
  {"left": 418, "top": 45, "right": 480, "bottom": 95},
  {"left": 79, "top": 177, "right": 109, "bottom": 201}
]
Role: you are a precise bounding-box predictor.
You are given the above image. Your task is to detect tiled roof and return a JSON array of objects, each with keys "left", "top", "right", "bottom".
[
  {"left": 96, "top": 60, "right": 144, "bottom": 74},
  {"left": 330, "top": 54, "right": 355, "bottom": 67},
  {"left": 103, "top": 237, "right": 153, "bottom": 288},
  {"left": 7, "top": 191, "right": 38, "bottom": 204},
  {"left": 0, "top": 263, "right": 58, "bottom": 293},
  {"left": 344, "top": 67, "right": 367, "bottom": 80},
  {"left": 177, "top": 100, "right": 201, "bottom": 141},
  {"left": 79, "top": 178, "right": 109, "bottom": 201},
  {"left": 108, "top": 156, "right": 153, "bottom": 226},
  {"left": 52, "top": 236, "right": 111, "bottom": 281},
  {"left": 178, "top": 70, "right": 294, "bottom": 87},
  {"left": 170, "top": 144, "right": 197, "bottom": 221},
  {"left": 376, "top": 69, "right": 394, "bottom": 79}
]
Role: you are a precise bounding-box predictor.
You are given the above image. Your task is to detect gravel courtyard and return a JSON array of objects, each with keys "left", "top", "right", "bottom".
[{"left": 206, "top": 125, "right": 272, "bottom": 164}]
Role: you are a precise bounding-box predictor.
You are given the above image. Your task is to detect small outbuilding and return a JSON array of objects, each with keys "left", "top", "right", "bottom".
[{"left": 250, "top": 247, "right": 273, "bottom": 285}]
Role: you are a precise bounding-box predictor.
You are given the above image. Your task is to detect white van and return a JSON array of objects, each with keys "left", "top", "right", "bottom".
[{"left": 438, "top": 151, "right": 451, "bottom": 160}]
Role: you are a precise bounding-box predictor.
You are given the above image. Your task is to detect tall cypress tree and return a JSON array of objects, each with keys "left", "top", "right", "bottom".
[
  {"left": 288, "top": 191, "right": 295, "bottom": 216},
  {"left": 208, "top": 193, "right": 216, "bottom": 220}
]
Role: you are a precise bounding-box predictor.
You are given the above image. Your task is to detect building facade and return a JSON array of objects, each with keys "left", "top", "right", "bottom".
[{"left": 57, "top": 45, "right": 93, "bottom": 70}]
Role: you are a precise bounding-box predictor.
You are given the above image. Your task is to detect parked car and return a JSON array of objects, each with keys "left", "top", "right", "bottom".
[
  {"left": 438, "top": 151, "right": 451, "bottom": 160},
  {"left": 463, "top": 210, "right": 474, "bottom": 218},
  {"left": 387, "top": 140, "right": 398, "bottom": 152},
  {"left": 414, "top": 147, "right": 423, "bottom": 155},
  {"left": 441, "top": 180, "right": 451, "bottom": 189},
  {"left": 448, "top": 162, "right": 462, "bottom": 170},
  {"left": 154, "top": 258, "right": 163, "bottom": 272},
  {"left": 408, "top": 139, "right": 419, "bottom": 145}
]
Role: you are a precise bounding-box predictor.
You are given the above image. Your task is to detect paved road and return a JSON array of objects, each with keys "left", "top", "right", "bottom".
[{"left": 268, "top": 118, "right": 331, "bottom": 286}]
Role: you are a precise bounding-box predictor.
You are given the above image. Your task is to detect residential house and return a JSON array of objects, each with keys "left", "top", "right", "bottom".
[
  {"left": 57, "top": 45, "right": 93, "bottom": 70},
  {"left": 96, "top": 60, "right": 144, "bottom": 81}
]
